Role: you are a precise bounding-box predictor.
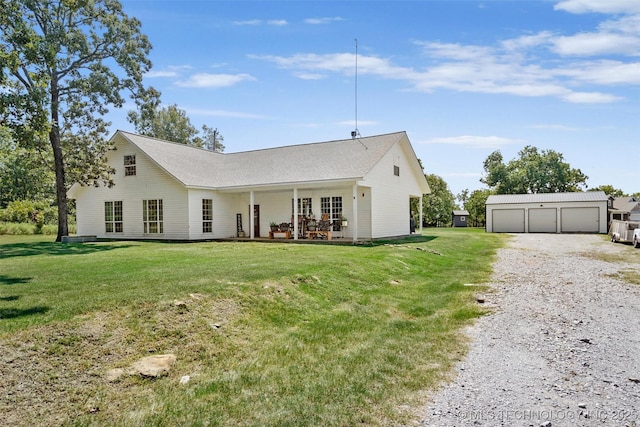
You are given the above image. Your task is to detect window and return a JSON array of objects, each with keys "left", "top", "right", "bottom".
[
  {"left": 292, "top": 198, "right": 313, "bottom": 217},
  {"left": 105, "top": 201, "right": 123, "bottom": 233},
  {"left": 394, "top": 165, "right": 400, "bottom": 176},
  {"left": 124, "top": 155, "right": 136, "bottom": 176},
  {"left": 202, "top": 199, "right": 213, "bottom": 233},
  {"left": 321, "top": 196, "right": 343, "bottom": 225},
  {"left": 143, "top": 199, "right": 163, "bottom": 234}
]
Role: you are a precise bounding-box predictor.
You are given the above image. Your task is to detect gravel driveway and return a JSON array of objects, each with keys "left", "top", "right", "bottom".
[{"left": 421, "top": 234, "right": 640, "bottom": 427}]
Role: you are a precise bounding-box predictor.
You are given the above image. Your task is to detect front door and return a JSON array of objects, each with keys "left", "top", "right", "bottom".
[{"left": 251, "top": 205, "right": 260, "bottom": 237}]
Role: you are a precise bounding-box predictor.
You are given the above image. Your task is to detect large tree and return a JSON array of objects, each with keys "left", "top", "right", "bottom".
[
  {"left": 463, "top": 188, "right": 494, "bottom": 227},
  {"left": 481, "top": 146, "right": 588, "bottom": 194},
  {"left": 423, "top": 174, "right": 456, "bottom": 227},
  {"left": 0, "top": 0, "right": 157, "bottom": 241},
  {"left": 129, "top": 104, "right": 226, "bottom": 152},
  {"left": 589, "top": 185, "right": 626, "bottom": 198}
]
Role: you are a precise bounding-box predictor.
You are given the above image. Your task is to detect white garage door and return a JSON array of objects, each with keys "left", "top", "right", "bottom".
[
  {"left": 492, "top": 209, "right": 525, "bottom": 233},
  {"left": 561, "top": 207, "right": 599, "bottom": 233},
  {"left": 529, "top": 208, "right": 557, "bottom": 233}
]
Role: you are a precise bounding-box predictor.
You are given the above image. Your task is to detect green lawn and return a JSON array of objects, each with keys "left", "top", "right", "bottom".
[{"left": 0, "top": 229, "right": 505, "bottom": 426}]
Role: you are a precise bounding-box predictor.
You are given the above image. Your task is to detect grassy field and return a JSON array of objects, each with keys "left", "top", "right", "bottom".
[{"left": 0, "top": 229, "right": 505, "bottom": 426}]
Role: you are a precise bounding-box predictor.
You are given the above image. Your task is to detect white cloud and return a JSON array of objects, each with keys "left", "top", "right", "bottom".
[
  {"left": 416, "top": 41, "right": 494, "bottom": 61},
  {"left": 251, "top": 53, "right": 417, "bottom": 80},
  {"left": 233, "top": 19, "right": 261, "bottom": 26},
  {"left": 501, "top": 32, "right": 554, "bottom": 51},
  {"left": 268, "top": 19, "right": 288, "bottom": 26},
  {"left": 253, "top": 3, "right": 640, "bottom": 105},
  {"left": 167, "top": 65, "right": 193, "bottom": 71},
  {"left": 294, "top": 72, "right": 326, "bottom": 80},
  {"left": 175, "top": 73, "right": 256, "bottom": 88},
  {"left": 146, "top": 65, "right": 193, "bottom": 78},
  {"left": 552, "top": 33, "right": 640, "bottom": 56},
  {"left": 554, "top": 0, "right": 640, "bottom": 14},
  {"left": 421, "top": 136, "right": 523, "bottom": 149},
  {"left": 304, "top": 17, "right": 344, "bottom": 25},
  {"left": 232, "top": 19, "right": 288, "bottom": 26},
  {"left": 558, "top": 60, "right": 640, "bottom": 84},
  {"left": 562, "top": 91, "right": 621, "bottom": 103},
  {"left": 599, "top": 14, "right": 640, "bottom": 34},
  {"left": 145, "top": 70, "right": 178, "bottom": 78}
]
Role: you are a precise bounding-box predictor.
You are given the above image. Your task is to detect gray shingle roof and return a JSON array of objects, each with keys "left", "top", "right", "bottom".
[
  {"left": 611, "top": 197, "right": 640, "bottom": 213},
  {"left": 486, "top": 191, "right": 608, "bottom": 205},
  {"left": 118, "top": 131, "right": 411, "bottom": 189}
]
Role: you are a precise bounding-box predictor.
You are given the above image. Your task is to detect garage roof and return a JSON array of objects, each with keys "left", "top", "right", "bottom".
[{"left": 486, "top": 191, "right": 608, "bottom": 205}]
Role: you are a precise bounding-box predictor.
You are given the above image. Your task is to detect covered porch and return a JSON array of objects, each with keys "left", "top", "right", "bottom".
[{"left": 223, "top": 180, "right": 424, "bottom": 243}]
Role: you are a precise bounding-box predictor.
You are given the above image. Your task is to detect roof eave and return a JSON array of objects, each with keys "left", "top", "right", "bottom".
[{"left": 216, "top": 177, "right": 363, "bottom": 193}]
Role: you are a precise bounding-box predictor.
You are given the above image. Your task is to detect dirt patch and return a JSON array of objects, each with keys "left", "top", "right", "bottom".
[{"left": 0, "top": 294, "right": 240, "bottom": 426}]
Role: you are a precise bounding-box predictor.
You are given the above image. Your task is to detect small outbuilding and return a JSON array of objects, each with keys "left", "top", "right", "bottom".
[
  {"left": 485, "top": 191, "right": 608, "bottom": 234},
  {"left": 452, "top": 210, "right": 469, "bottom": 227}
]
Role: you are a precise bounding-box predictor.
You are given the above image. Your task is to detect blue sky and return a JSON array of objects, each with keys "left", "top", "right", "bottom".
[{"left": 112, "top": 0, "right": 640, "bottom": 197}]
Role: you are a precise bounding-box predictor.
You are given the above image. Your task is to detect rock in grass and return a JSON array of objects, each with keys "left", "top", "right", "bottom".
[{"left": 130, "top": 354, "right": 177, "bottom": 378}]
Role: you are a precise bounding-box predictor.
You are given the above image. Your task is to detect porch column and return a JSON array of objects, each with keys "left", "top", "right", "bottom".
[
  {"left": 249, "top": 191, "right": 255, "bottom": 239},
  {"left": 352, "top": 184, "right": 358, "bottom": 243},
  {"left": 419, "top": 194, "right": 424, "bottom": 234},
  {"left": 293, "top": 187, "right": 299, "bottom": 240}
]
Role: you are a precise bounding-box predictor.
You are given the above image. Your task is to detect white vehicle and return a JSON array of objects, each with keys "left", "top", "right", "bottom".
[
  {"left": 633, "top": 228, "right": 640, "bottom": 248},
  {"left": 609, "top": 219, "right": 640, "bottom": 244}
]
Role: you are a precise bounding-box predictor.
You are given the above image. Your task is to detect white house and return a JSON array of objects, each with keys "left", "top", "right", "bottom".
[
  {"left": 485, "top": 191, "right": 608, "bottom": 234},
  {"left": 608, "top": 197, "right": 640, "bottom": 222},
  {"left": 68, "top": 130, "right": 430, "bottom": 242}
]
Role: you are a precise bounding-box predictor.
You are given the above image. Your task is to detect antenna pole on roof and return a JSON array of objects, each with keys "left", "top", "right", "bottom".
[{"left": 351, "top": 38, "right": 361, "bottom": 140}]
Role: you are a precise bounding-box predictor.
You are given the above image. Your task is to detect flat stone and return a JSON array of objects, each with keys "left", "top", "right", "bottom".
[{"left": 130, "top": 354, "right": 177, "bottom": 378}]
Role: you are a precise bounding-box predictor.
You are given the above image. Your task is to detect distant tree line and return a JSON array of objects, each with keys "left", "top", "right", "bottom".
[{"left": 414, "top": 146, "right": 636, "bottom": 229}]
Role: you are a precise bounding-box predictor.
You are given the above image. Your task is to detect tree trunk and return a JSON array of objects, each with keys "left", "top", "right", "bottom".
[{"left": 50, "top": 75, "right": 68, "bottom": 242}]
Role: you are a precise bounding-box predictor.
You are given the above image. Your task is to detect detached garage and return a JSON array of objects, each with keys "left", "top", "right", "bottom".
[{"left": 486, "top": 192, "right": 608, "bottom": 234}]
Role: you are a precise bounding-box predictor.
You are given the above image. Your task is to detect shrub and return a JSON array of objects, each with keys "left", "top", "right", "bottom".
[
  {"left": 0, "top": 222, "right": 33, "bottom": 235},
  {"left": 0, "top": 200, "right": 57, "bottom": 225}
]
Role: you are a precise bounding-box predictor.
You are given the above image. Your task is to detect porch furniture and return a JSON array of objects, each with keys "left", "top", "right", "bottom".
[
  {"left": 307, "top": 230, "right": 332, "bottom": 240},
  {"left": 269, "top": 230, "right": 291, "bottom": 239}
]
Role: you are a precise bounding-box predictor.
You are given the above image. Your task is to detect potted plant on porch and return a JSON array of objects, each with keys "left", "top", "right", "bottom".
[
  {"left": 307, "top": 219, "right": 316, "bottom": 231},
  {"left": 341, "top": 216, "right": 348, "bottom": 227},
  {"left": 270, "top": 222, "right": 279, "bottom": 232}
]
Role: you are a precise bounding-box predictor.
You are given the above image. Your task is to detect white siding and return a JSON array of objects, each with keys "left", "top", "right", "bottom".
[
  {"left": 187, "top": 190, "right": 243, "bottom": 239},
  {"left": 364, "top": 137, "right": 424, "bottom": 238},
  {"left": 249, "top": 188, "right": 355, "bottom": 239},
  {"left": 72, "top": 132, "right": 428, "bottom": 241},
  {"left": 74, "top": 136, "right": 189, "bottom": 240}
]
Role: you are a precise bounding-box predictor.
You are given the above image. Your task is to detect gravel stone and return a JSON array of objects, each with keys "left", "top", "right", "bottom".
[{"left": 421, "top": 234, "right": 640, "bottom": 427}]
